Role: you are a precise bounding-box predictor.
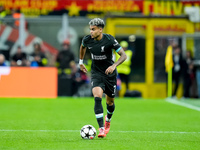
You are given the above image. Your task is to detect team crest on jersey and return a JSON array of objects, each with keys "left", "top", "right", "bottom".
[{"left": 101, "top": 46, "right": 105, "bottom": 52}]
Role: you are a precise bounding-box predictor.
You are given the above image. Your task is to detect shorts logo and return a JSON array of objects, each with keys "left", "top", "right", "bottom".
[
  {"left": 101, "top": 46, "right": 105, "bottom": 52},
  {"left": 113, "top": 85, "right": 116, "bottom": 96}
]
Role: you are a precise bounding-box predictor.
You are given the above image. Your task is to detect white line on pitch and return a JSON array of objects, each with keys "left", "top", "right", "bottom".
[
  {"left": 0, "top": 130, "right": 80, "bottom": 132},
  {"left": 166, "top": 98, "right": 200, "bottom": 112},
  {"left": 0, "top": 130, "right": 199, "bottom": 134}
]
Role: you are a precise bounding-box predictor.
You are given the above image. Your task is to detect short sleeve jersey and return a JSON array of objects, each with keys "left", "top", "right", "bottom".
[{"left": 82, "top": 33, "right": 121, "bottom": 77}]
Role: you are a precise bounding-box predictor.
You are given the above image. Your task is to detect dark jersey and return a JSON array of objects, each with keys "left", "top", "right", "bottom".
[
  {"left": 82, "top": 34, "right": 121, "bottom": 77},
  {"left": 12, "top": 53, "right": 26, "bottom": 62},
  {"left": 56, "top": 50, "right": 75, "bottom": 69}
]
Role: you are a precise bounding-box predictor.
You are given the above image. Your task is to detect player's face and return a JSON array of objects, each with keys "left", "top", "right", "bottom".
[{"left": 89, "top": 25, "right": 102, "bottom": 39}]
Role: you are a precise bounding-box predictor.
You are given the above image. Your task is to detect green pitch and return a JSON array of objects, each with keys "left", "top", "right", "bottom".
[{"left": 0, "top": 97, "right": 200, "bottom": 150}]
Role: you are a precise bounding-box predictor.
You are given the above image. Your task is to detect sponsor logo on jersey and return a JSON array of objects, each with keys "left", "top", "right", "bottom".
[
  {"left": 91, "top": 54, "right": 107, "bottom": 60},
  {"left": 88, "top": 47, "right": 92, "bottom": 49}
]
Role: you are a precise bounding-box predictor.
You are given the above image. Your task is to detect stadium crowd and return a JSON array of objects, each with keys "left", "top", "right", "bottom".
[{"left": 0, "top": 38, "right": 199, "bottom": 99}]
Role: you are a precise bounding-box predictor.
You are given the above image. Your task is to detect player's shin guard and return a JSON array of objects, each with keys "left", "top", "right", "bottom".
[
  {"left": 94, "top": 97, "right": 104, "bottom": 128},
  {"left": 106, "top": 103, "right": 115, "bottom": 122}
]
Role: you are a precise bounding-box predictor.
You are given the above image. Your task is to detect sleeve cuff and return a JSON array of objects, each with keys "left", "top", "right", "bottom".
[
  {"left": 115, "top": 47, "right": 122, "bottom": 53},
  {"left": 82, "top": 42, "right": 85, "bottom": 47}
]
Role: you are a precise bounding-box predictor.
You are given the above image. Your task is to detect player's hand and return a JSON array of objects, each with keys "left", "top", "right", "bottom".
[
  {"left": 80, "top": 64, "right": 87, "bottom": 73},
  {"left": 105, "top": 64, "right": 116, "bottom": 75}
]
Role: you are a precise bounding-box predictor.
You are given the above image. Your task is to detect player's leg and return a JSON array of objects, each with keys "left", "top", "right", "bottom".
[
  {"left": 106, "top": 95, "right": 115, "bottom": 121},
  {"left": 92, "top": 87, "right": 106, "bottom": 137},
  {"left": 92, "top": 87, "right": 104, "bottom": 128},
  {"left": 104, "top": 75, "right": 117, "bottom": 134},
  {"left": 104, "top": 95, "right": 115, "bottom": 134}
]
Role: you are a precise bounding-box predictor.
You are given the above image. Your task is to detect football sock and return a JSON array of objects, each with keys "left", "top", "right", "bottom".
[
  {"left": 94, "top": 97, "right": 104, "bottom": 128},
  {"left": 106, "top": 103, "right": 115, "bottom": 122}
]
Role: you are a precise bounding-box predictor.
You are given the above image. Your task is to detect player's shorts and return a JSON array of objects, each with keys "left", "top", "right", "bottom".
[{"left": 91, "top": 75, "right": 117, "bottom": 98}]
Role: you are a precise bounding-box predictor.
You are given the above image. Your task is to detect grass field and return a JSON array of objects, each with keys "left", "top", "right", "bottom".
[{"left": 0, "top": 97, "right": 200, "bottom": 150}]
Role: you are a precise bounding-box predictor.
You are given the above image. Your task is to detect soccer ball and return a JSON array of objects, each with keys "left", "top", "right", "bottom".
[{"left": 80, "top": 125, "right": 96, "bottom": 139}]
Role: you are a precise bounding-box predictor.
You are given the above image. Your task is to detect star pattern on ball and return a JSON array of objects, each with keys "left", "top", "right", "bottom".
[{"left": 80, "top": 125, "right": 96, "bottom": 139}]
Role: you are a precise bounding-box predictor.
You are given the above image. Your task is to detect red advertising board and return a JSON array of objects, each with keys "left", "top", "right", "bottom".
[
  {"left": 0, "top": 0, "right": 199, "bottom": 17},
  {"left": 0, "top": 67, "right": 57, "bottom": 98}
]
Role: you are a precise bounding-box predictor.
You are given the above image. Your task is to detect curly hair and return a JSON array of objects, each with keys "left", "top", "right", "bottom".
[{"left": 89, "top": 18, "right": 105, "bottom": 29}]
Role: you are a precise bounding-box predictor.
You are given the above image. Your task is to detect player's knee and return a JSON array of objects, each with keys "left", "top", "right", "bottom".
[
  {"left": 106, "top": 97, "right": 114, "bottom": 105},
  {"left": 107, "top": 101, "right": 114, "bottom": 106},
  {"left": 93, "top": 94, "right": 102, "bottom": 98}
]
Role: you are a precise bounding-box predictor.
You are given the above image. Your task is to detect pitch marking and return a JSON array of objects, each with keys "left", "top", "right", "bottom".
[
  {"left": 0, "top": 129, "right": 199, "bottom": 134},
  {"left": 166, "top": 98, "right": 200, "bottom": 112}
]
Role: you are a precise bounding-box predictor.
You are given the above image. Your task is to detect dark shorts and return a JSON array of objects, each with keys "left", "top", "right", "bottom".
[{"left": 91, "top": 75, "right": 117, "bottom": 98}]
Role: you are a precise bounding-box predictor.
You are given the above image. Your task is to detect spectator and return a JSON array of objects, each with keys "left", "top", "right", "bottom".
[
  {"left": 182, "top": 50, "right": 193, "bottom": 98},
  {"left": 0, "top": 54, "right": 6, "bottom": 66},
  {"left": 193, "top": 56, "right": 200, "bottom": 98},
  {"left": 11, "top": 46, "right": 27, "bottom": 66},
  {"left": 72, "top": 69, "right": 89, "bottom": 96},
  {"left": 116, "top": 74, "right": 122, "bottom": 97},
  {"left": 30, "top": 42, "right": 48, "bottom": 67},
  {"left": 56, "top": 39, "right": 78, "bottom": 96},
  {"left": 56, "top": 39, "right": 77, "bottom": 76},
  {"left": 11, "top": 9, "right": 28, "bottom": 29},
  {"left": 0, "top": 5, "right": 6, "bottom": 19},
  {"left": 172, "top": 46, "right": 183, "bottom": 98},
  {"left": 115, "top": 40, "right": 133, "bottom": 92},
  {"left": 71, "top": 56, "right": 92, "bottom": 97}
]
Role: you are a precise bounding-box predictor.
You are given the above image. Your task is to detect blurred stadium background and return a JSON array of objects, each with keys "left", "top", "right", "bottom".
[
  {"left": 0, "top": 0, "right": 199, "bottom": 98},
  {"left": 0, "top": 0, "right": 200, "bottom": 98},
  {"left": 0, "top": 0, "right": 200, "bottom": 149}
]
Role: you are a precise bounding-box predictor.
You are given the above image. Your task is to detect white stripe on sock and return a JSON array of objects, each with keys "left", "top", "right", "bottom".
[
  {"left": 107, "top": 110, "right": 113, "bottom": 114},
  {"left": 95, "top": 113, "right": 103, "bottom": 118}
]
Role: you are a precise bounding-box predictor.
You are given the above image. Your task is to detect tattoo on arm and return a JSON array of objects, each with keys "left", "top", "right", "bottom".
[{"left": 114, "top": 49, "right": 127, "bottom": 67}]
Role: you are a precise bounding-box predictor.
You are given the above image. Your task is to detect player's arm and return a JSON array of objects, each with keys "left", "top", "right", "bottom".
[
  {"left": 79, "top": 44, "right": 88, "bottom": 73},
  {"left": 114, "top": 48, "right": 127, "bottom": 67},
  {"left": 105, "top": 48, "right": 127, "bottom": 75}
]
